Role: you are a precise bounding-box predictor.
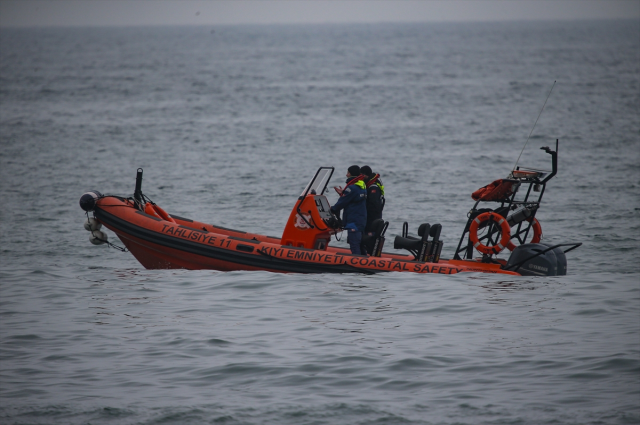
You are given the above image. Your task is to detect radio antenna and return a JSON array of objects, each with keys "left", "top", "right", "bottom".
[{"left": 512, "top": 80, "right": 556, "bottom": 172}]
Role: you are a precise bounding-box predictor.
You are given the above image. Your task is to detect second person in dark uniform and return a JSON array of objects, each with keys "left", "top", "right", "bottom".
[{"left": 360, "top": 165, "right": 385, "bottom": 233}]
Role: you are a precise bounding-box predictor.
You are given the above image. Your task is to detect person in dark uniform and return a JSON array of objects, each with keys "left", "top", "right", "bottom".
[
  {"left": 331, "top": 165, "right": 367, "bottom": 255},
  {"left": 360, "top": 165, "right": 385, "bottom": 233}
]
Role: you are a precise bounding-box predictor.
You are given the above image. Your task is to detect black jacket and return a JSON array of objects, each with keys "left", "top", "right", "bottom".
[{"left": 365, "top": 178, "right": 384, "bottom": 232}]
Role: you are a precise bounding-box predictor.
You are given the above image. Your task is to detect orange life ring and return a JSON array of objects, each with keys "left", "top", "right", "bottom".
[
  {"left": 469, "top": 212, "right": 511, "bottom": 255},
  {"left": 506, "top": 217, "right": 542, "bottom": 251}
]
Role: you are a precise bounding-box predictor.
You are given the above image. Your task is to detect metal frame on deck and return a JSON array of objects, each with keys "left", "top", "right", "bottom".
[{"left": 453, "top": 140, "right": 559, "bottom": 261}]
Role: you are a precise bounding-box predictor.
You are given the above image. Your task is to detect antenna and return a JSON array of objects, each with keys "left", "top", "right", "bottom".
[{"left": 512, "top": 81, "right": 556, "bottom": 172}]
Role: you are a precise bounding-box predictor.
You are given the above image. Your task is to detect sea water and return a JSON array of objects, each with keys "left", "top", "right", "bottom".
[{"left": 1, "top": 20, "right": 638, "bottom": 424}]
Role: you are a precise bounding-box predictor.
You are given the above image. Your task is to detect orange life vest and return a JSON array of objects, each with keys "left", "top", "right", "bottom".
[{"left": 471, "top": 179, "right": 517, "bottom": 202}]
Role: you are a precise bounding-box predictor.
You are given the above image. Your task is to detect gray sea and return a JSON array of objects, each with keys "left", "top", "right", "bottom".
[{"left": 1, "top": 20, "right": 639, "bottom": 424}]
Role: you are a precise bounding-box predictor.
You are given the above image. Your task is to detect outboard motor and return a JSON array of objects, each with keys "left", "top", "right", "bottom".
[
  {"left": 542, "top": 243, "right": 568, "bottom": 275},
  {"left": 505, "top": 243, "right": 559, "bottom": 276}
]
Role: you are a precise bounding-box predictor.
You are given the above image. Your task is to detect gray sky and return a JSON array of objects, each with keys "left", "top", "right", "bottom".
[{"left": 1, "top": 0, "right": 638, "bottom": 28}]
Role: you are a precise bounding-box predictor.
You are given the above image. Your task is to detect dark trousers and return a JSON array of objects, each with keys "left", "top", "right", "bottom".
[{"left": 347, "top": 230, "right": 362, "bottom": 255}]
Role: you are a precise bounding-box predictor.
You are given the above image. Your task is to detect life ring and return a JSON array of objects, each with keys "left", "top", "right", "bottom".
[
  {"left": 506, "top": 217, "right": 542, "bottom": 251},
  {"left": 469, "top": 212, "right": 511, "bottom": 255}
]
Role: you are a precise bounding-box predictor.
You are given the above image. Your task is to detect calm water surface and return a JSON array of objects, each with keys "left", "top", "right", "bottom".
[{"left": 1, "top": 20, "right": 639, "bottom": 424}]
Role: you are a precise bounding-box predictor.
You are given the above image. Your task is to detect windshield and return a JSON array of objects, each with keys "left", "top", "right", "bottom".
[{"left": 300, "top": 167, "right": 334, "bottom": 197}]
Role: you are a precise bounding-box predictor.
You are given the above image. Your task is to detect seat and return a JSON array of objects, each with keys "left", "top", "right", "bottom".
[
  {"left": 394, "top": 222, "right": 443, "bottom": 263},
  {"left": 361, "top": 219, "right": 389, "bottom": 257}
]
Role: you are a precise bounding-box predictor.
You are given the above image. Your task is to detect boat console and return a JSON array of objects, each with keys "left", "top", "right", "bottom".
[
  {"left": 281, "top": 167, "right": 390, "bottom": 256},
  {"left": 281, "top": 167, "right": 341, "bottom": 250}
]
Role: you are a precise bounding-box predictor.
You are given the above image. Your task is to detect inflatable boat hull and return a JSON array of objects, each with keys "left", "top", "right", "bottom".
[{"left": 93, "top": 197, "right": 520, "bottom": 276}]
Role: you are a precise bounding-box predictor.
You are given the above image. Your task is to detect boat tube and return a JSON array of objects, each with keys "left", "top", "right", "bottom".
[{"left": 79, "top": 141, "right": 580, "bottom": 276}]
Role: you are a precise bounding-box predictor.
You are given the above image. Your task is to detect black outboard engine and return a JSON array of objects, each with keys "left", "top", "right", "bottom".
[
  {"left": 542, "top": 243, "right": 567, "bottom": 275},
  {"left": 505, "top": 243, "right": 567, "bottom": 276}
]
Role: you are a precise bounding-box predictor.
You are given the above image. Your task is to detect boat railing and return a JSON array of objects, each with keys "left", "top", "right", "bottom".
[{"left": 453, "top": 140, "right": 559, "bottom": 261}]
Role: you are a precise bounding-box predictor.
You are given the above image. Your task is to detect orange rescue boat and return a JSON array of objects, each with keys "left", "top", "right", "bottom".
[{"left": 79, "top": 141, "right": 579, "bottom": 276}]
